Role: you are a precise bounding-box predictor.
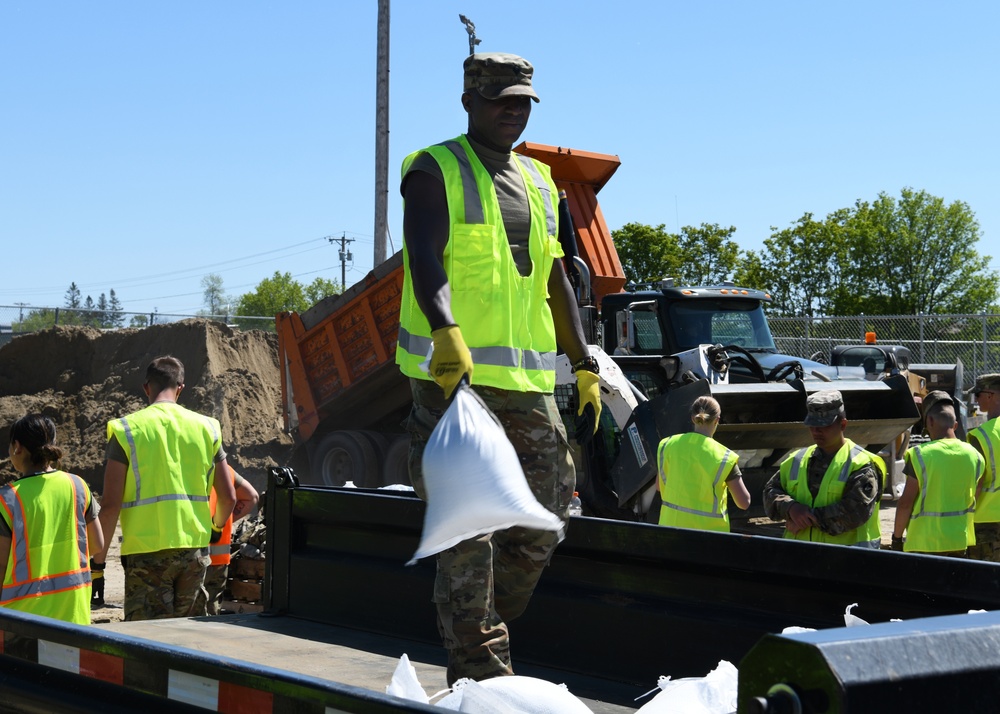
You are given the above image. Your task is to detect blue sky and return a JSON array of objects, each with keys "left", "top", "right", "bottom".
[{"left": 3, "top": 1, "right": 997, "bottom": 317}]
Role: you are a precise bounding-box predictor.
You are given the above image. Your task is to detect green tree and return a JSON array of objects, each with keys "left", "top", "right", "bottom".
[
  {"left": 107, "top": 289, "right": 125, "bottom": 328},
  {"left": 834, "top": 188, "right": 995, "bottom": 316},
  {"left": 236, "top": 272, "right": 309, "bottom": 318},
  {"left": 676, "top": 223, "right": 740, "bottom": 285},
  {"left": 16, "top": 308, "right": 57, "bottom": 332},
  {"left": 64, "top": 282, "right": 81, "bottom": 309},
  {"left": 611, "top": 223, "right": 682, "bottom": 286},
  {"left": 612, "top": 222, "right": 742, "bottom": 287},
  {"left": 201, "top": 274, "right": 229, "bottom": 315},
  {"left": 749, "top": 212, "right": 849, "bottom": 317},
  {"left": 305, "top": 277, "right": 342, "bottom": 304}
]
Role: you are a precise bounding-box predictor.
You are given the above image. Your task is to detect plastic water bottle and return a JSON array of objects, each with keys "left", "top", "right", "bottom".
[{"left": 568, "top": 491, "right": 583, "bottom": 516}]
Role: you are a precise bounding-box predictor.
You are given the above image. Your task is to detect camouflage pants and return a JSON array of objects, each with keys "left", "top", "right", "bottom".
[
  {"left": 406, "top": 378, "right": 576, "bottom": 685},
  {"left": 124, "top": 547, "right": 211, "bottom": 621},
  {"left": 204, "top": 563, "right": 230, "bottom": 616},
  {"left": 968, "top": 522, "right": 1000, "bottom": 562}
]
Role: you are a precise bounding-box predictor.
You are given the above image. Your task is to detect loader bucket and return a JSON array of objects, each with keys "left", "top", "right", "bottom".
[{"left": 610, "top": 374, "right": 919, "bottom": 507}]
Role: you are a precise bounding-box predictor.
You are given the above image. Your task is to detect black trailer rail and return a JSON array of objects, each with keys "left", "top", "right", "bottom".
[
  {"left": 0, "top": 607, "right": 442, "bottom": 714},
  {"left": 264, "top": 473, "right": 1000, "bottom": 689}
]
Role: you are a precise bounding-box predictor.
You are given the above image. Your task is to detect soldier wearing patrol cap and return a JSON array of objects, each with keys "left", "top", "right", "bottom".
[
  {"left": 763, "top": 390, "right": 886, "bottom": 547},
  {"left": 966, "top": 374, "right": 1000, "bottom": 561},
  {"left": 396, "top": 51, "right": 599, "bottom": 684},
  {"left": 893, "top": 390, "right": 983, "bottom": 556}
]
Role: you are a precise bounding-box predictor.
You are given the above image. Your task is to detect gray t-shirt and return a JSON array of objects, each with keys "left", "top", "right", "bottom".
[{"left": 401, "top": 135, "right": 533, "bottom": 277}]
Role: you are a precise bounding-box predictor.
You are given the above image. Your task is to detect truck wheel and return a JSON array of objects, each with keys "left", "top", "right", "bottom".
[
  {"left": 382, "top": 434, "right": 411, "bottom": 487},
  {"left": 312, "top": 431, "right": 379, "bottom": 488}
]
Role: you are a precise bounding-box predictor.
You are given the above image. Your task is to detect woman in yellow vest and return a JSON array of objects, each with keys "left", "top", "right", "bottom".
[
  {"left": 0, "top": 414, "right": 104, "bottom": 624},
  {"left": 657, "top": 396, "right": 751, "bottom": 532}
]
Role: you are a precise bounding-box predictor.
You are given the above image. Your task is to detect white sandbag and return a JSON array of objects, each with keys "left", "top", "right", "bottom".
[
  {"left": 436, "top": 676, "right": 593, "bottom": 713},
  {"left": 408, "top": 385, "right": 564, "bottom": 565},
  {"left": 385, "top": 654, "right": 429, "bottom": 704},
  {"left": 634, "top": 661, "right": 738, "bottom": 714},
  {"left": 844, "top": 602, "right": 870, "bottom": 627}
]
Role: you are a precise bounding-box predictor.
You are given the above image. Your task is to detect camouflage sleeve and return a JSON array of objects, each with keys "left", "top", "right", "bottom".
[
  {"left": 763, "top": 469, "right": 795, "bottom": 521},
  {"left": 812, "top": 463, "right": 879, "bottom": 535}
]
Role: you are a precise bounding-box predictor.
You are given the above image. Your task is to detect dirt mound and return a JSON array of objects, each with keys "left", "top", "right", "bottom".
[{"left": 0, "top": 320, "right": 293, "bottom": 492}]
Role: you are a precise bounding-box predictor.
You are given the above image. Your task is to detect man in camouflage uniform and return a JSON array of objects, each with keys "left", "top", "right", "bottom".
[
  {"left": 763, "top": 391, "right": 884, "bottom": 547},
  {"left": 398, "top": 53, "right": 601, "bottom": 685},
  {"left": 93, "top": 356, "right": 236, "bottom": 621},
  {"left": 967, "top": 374, "right": 1000, "bottom": 561}
]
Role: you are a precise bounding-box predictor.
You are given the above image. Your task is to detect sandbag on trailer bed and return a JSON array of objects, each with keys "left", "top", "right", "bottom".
[{"left": 264, "top": 477, "right": 1000, "bottom": 691}]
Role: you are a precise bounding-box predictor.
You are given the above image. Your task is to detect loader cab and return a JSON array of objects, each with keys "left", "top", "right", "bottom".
[{"left": 830, "top": 344, "right": 912, "bottom": 376}]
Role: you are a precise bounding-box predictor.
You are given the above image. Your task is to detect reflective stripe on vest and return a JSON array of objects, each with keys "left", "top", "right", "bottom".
[
  {"left": 780, "top": 440, "right": 881, "bottom": 545},
  {"left": 970, "top": 420, "right": 1000, "bottom": 523},
  {"left": 906, "top": 441, "right": 979, "bottom": 552},
  {"left": 910, "top": 446, "right": 978, "bottom": 519},
  {"left": 657, "top": 433, "right": 735, "bottom": 530},
  {"left": 109, "top": 404, "right": 220, "bottom": 555},
  {"left": 116, "top": 414, "right": 214, "bottom": 510},
  {"left": 0, "top": 473, "right": 90, "bottom": 602},
  {"left": 396, "top": 135, "right": 560, "bottom": 392},
  {"left": 397, "top": 328, "right": 557, "bottom": 374}
]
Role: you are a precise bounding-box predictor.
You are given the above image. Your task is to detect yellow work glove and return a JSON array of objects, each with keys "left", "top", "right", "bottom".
[
  {"left": 430, "top": 325, "right": 473, "bottom": 399},
  {"left": 575, "top": 370, "right": 602, "bottom": 444}
]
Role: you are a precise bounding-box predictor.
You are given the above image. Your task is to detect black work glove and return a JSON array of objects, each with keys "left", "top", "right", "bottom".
[
  {"left": 574, "top": 402, "right": 597, "bottom": 445},
  {"left": 891, "top": 535, "right": 904, "bottom": 552},
  {"left": 90, "top": 558, "right": 105, "bottom": 608},
  {"left": 574, "top": 370, "right": 601, "bottom": 445},
  {"left": 210, "top": 523, "right": 224, "bottom": 544}
]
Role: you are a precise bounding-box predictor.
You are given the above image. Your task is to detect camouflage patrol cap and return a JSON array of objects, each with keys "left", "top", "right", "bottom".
[
  {"left": 463, "top": 52, "right": 540, "bottom": 103},
  {"left": 921, "top": 390, "right": 955, "bottom": 418},
  {"left": 969, "top": 373, "right": 1000, "bottom": 396},
  {"left": 803, "top": 390, "right": 846, "bottom": 427}
]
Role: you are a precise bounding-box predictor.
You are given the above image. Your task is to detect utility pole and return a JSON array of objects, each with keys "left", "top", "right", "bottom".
[
  {"left": 459, "top": 14, "right": 480, "bottom": 55},
  {"left": 328, "top": 233, "right": 354, "bottom": 290},
  {"left": 14, "top": 302, "right": 28, "bottom": 326},
  {"left": 373, "top": 0, "right": 390, "bottom": 267}
]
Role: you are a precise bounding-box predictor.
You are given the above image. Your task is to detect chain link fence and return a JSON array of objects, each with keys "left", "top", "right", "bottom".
[
  {"left": 0, "top": 304, "right": 274, "bottom": 349},
  {"left": 5, "top": 303, "right": 999, "bottom": 392},
  {"left": 770, "top": 313, "right": 1000, "bottom": 391}
]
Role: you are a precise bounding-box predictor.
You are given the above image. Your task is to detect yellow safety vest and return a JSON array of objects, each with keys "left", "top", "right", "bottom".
[
  {"left": 396, "top": 134, "right": 563, "bottom": 393},
  {"left": 779, "top": 439, "right": 884, "bottom": 546},
  {"left": 904, "top": 440, "right": 980, "bottom": 553},
  {"left": 657, "top": 432, "right": 738, "bottom": 532},
  {"left": 0, "top": 471, "right": 93, "bottom": 624},
  {"left": 968, "top": 418, "right": 1000, "bottom": 523},
  {"left": 107, "top": 402, "right": 219, "bottom": 556}
]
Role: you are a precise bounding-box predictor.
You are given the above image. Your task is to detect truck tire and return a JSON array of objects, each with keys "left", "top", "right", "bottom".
[
  {"left": 382, "top": 434, "right": 411, "bottom": 487},
  {"left": 312, "top": 431, "right": 379, "bottom": 489}
]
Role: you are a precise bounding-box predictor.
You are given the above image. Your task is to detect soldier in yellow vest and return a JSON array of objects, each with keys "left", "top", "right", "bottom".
[
  {"left": 93, "top": 356, "right": 236, "bottom": 621},
  {"left": 397, "top": 52, "right": 600, "bottom": 685},
  {"left": 0, "top": 413, "right": 104, "bottom": 624},
  {"left": 893, "top": 390, "right": 981, "bottom": 556},
  {"left": 966, "top": 373, "right": 1000, "bottom": 561},
  {"left": 763, "top": 390, "right": 885, "bottom": 547},
  {"left": 657, "top": 396, "right": 751, "bottom": 532}
]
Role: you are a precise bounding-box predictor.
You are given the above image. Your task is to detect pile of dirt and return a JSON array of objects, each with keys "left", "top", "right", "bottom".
[{"left": 0, "top": 319, "right": 294, "bottom": 493}]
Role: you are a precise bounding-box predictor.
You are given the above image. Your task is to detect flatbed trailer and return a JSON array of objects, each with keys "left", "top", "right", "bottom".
[{"left": 5, "top": 471, "right": 1000, "bottom": 712}]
